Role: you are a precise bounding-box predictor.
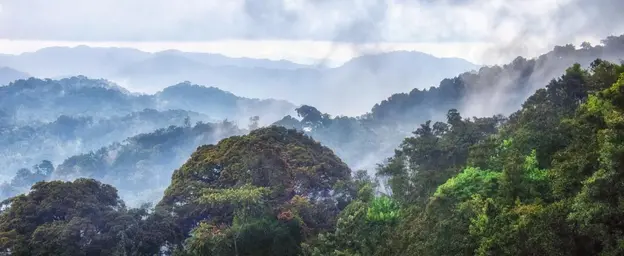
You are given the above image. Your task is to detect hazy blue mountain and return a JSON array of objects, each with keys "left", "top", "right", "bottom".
[
  {"left": 0, "top": 46, "right": 478, "bottom": 115},
  {"left": 0, "top": 67, "right": 29, "bottom": 86},
  {"left": 154, "top": 82, "right": 295, "bottom": 124},
  {"left": 0, "top": 46, "right": 147, "bottom": 78},
  {"left": 0, "top": 76, "right": 150, "bottom": 124},
  {"left": 0, "top": 46, "right": 309, "bottom": 80},
  {"left": 0, "top": 76, "right": 295, "bottom": 125},
  {"left": 114, "top": 50, "right": 479, "bottom": 114},
  {"left": 152, "top": 49, "right": 310, "bottom": 69}
]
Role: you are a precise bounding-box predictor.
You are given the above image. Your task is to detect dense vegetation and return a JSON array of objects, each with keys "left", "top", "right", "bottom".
[
  {"left": 3, "top": 59, "right": 624, "bottom": 255},
  {"left": 1, "top": 35, "right": 624, "bottom": 255},
  {"left": 0, "top": 126, "right": 361, "bottom": 256},
  {"left": 0, "top": 179, "right": 182, "bottom": 255},
  {"left": 307, "top": 60, "right": 624, "bottom": 255},
  {"left": 158, "top": 126, "right": 353, "bottom": 234}
]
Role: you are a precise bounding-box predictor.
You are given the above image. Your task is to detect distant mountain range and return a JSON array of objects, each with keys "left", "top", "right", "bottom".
[{"left": 0, "top": 46, "right": 479, "bottom": 115}]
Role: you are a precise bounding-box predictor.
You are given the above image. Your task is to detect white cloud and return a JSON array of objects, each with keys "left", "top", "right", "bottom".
[
  {"left": 1, "top": 0, "right": 622, "bottom": 42},
  {"left": 0, "top": 0, "right": 622, "bottom": 64}
]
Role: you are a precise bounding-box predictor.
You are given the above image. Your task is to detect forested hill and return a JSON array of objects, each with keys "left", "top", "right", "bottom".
[
  {"left": 368, "top": 35, "right": 624, "bottom": 124},
  {"left": 0, "top": 76, "right": 295, "bottom": 125},
  {"left": 321, "top": 60, "right": 624, "bottom": 255},
  {"left": 275, "top": 34, "right": 624, "bottom": 170},
  {"left": 0, "top": 77, "right": 294, "bottom": 199},
  {"left": 0, "top": 120, "right": 245, "bottom": 205},
  {"left": 2, "top": 60, "right": 624, "bottom": 255}
]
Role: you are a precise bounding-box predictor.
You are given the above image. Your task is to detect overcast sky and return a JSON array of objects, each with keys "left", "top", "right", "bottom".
[{"left": 1, "top": 0, "right": 623, "bottom": 64}]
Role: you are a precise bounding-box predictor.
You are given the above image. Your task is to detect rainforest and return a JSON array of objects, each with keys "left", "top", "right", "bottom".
[{"left": 2, "top": 1, "right": 624, "bottom": 255}]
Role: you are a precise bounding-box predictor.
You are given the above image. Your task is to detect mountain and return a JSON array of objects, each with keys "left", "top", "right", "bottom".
[
  {"left": 336, "top": 51, "right": 475, "bottom": 78},
  {"left": 0, "top": 46, "right": 478, "bottom": 114},
  {"left": 310, "top": 60, "right": 624, "bottom": 256},
  {"left": 153, "top": 49, "right": 310, "bottom": 69},
  {"left": 154, "top": 82, "right": 296, "bottom": 125},
  {"left": 113, "top": 50, "right": 479, "bottom": 113},
  {"left": 0, "top": 46, "right": 147, "bottom": 78},
  {"left": 0, "top": 77, "right": 295, "bottom": 182},
  {"left": 368, "top": 35, "right": 624, "bottom": 124},
  {"left": 274, "top": 34, "right": 624, "bottom": 172},
  {"left": 0, "top": 67, "right": 29, "bottom": 86},
  {"left": 0, "top": 46, "right": 309, "bottom": 79},
  {"left": 0, "top": 76, "right": 151, "bottom": 124},
  {"left": 157, "top": 126, "right": 353, "bottom": 234},
  {"left": 0, "top": 76, "right": 295, "bottom": 125},
  {"left": 0, "top": 120, "right": 245, "bottom": 204}
]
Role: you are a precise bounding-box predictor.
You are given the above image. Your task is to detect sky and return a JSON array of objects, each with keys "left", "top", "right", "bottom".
[{"left": 0, "top": 0, "right": 623, "bottom": 65}]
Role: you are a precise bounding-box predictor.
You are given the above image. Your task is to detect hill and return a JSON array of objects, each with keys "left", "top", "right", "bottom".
[
  {"left": 274, "top": 34, "right": 624, "bottom": 171},
  {"left": 0, "top": 67, "right": 29, "bottom": 86},
  {"left": 310, "top": 59, "right": 624, "bottom": 256},
  {"left": 0, "top": 76, "right": 149, "bottom": 124},
  {"left": 0, "top": 46, "right": 477, "bottom": 114},
  {"left": 158, "top": 126, "right": 353, "bottom": 235},
  {"left": 0, "top": 120, "right": 244, "bottom": 204},
  {"left": 0, "top": 76, "right": 294, "bottom": 193},
  {"left": 369, "top": 35, "right": 624, "bottom": 123},
  {"left": 0, "top": 77, "right": 295, "bottom": 125},
  {"left": 0, "top": 108, "right": 211, "bottom": 176}
]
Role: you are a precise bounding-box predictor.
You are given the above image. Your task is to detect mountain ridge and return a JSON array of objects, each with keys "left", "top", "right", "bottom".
[{"left": 0, "top": 46, "right": 478, "bottom": 114}]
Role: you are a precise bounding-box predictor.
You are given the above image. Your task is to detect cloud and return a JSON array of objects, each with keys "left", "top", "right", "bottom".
[
  {"left": 0, "top": 0, "right": 623, "bottom": 64},
  {"left": 0, "top": 0, "right": 621, "bottom": 42}
]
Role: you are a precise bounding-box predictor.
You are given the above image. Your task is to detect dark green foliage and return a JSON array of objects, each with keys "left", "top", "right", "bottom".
[
  {"left": 176, "top": 185, "right": 304, "bottom": 256},
  {"left": 158, "top": 126, "right": 353, "bottom": 235},
  {"left": 377, "top": 110, "right": 505, "bottom": 206},
  {"left": 0, "top": 179, "right": 182, "bottom": 256},
  {"left": 4, "top": 36, "right": 624, "bottom": 256},
  {"left": 312, "top": 60, "right": 624, "bottom": 256},
  {"left": 51, "top": 121, "right": 243, "bottom": 202}
]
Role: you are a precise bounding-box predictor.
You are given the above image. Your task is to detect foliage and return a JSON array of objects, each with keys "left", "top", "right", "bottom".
[
  {"left": 0, "top": 179, "right": 182, "bottom": 256},
  {"left": 4, "top": 36, "right": 624, "bottom": 255},
  {"left": 178, "top": 185, "right": 303, "bottom": 256},
  {"left": 158, "top": 126, "right": 353, "bottom": 236},
  {"left": 317, "top": 60, "right": 624, "bottom": 256},
  {"left": 366, "top": 196, "right": 400, "bottom": 223}
]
